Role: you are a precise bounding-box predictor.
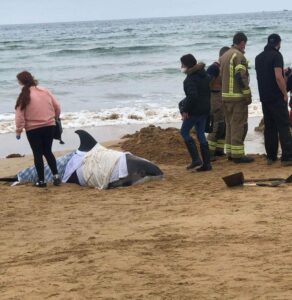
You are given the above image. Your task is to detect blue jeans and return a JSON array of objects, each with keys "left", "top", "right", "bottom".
[{"left": 181, "top": 115, "right": 208, "bottom": 144}]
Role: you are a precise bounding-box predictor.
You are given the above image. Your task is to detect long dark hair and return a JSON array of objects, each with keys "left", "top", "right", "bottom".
[{"left": 15, "top": 71, "right": 38, "bottom": 110}]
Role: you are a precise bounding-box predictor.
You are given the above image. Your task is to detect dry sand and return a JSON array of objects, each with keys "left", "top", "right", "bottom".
[{"left": 1, "top": 126, "right": 292, "bottom": 299}]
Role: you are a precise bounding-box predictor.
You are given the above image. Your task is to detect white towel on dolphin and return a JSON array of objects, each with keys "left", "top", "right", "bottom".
[
  {"left": 83, "top": 144, "right": 126, "bottom": 189},
  {"left": 74, "top": 154, "right": 128, "bottom": 187},
  {"left": 62, "top": 150, "right": 86, "bottom": 183},
  {"left": 109, "top": 153, "right": 128, "bottom": 183}
]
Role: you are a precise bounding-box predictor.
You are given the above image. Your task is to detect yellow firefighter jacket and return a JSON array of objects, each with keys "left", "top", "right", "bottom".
[{"left": 220, "top": 46, "right": 251, "bottom": 102}]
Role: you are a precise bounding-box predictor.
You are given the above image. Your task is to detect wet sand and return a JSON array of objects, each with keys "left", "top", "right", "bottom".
[{"left": 0, "top": 116, "right": 263, "bottom": 158}]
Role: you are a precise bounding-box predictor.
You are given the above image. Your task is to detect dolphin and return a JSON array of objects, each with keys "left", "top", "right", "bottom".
[
  {"left": 0, "top": 129, "right": 163, "bottom": 188},
  {"left": 71, "top": 130, "right": 163, "bottom": 188}
]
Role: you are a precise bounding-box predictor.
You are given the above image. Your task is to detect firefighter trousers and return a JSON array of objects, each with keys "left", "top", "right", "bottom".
[
  {"left": 207, "top": 92, "right": 225, "bottom": 153},
  {"left": 223, "top": 100, "right": 248, "bottom": 158}
]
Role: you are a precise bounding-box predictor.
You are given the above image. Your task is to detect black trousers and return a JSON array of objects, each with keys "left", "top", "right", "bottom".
[
  {"left": 26, "top": 126, "right": 58, "bottom": 181},
  {"left": 262, "top": 100, "right": 292, "bottom": 161}
]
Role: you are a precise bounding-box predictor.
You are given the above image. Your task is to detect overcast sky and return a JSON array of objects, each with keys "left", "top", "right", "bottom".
[{"left": 0, "top": 0, "right": 291, "bottom": 25}]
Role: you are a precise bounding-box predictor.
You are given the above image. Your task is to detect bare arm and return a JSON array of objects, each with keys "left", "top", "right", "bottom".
[{"left": 275, "top": 67, "right": 288, "bottom": 101}]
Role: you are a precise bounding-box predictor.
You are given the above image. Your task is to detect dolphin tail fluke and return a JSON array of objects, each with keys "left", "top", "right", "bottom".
[{"left": 0, "top": 176, "right": 18, "bottom": 182}]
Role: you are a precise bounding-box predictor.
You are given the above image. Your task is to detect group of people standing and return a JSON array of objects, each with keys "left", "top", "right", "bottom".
[
  {"left": 179, "top": 31, "right": 292, "bottom": 171},
  {"left": 13, "top": 31, "right": 292, "bottom": 187}
]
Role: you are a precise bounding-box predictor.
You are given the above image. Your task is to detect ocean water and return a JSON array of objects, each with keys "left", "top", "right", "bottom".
[{"left": 1, "top": 11, "right": 292, "bottom": 134}]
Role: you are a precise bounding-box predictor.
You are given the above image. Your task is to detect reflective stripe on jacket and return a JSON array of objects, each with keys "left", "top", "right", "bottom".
[{"left": 220, "top": 47, "right": 251, "bottom": 101}]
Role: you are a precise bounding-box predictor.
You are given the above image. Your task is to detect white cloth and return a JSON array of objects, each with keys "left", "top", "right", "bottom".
[
  {"left": 76, "top": 165, "right": 86, "bottom": 186},
  {"left": 83, "top": 144, "right": 124, "bottom": 189},
  {"left": 76, "top": 152, "right": 128, "bottom": 187},
  {"left": 109, "top": 153, "right": 128, "bottom": 183},
  {"left": 62, "top": 150, "right": 86, "bottom": 183}
]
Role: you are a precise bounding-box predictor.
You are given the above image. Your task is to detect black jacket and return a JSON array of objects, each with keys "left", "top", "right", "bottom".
[
  {"left": 180, "top": 63, "right": 211, "bottom": 116},
  {"left": 255, "top": 45, "right": 284, "bottom": 102}
]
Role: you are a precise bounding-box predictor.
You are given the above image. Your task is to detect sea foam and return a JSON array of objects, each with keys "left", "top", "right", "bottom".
[{"left": 0, "top": 103, "right": 263, "bottom": 134}]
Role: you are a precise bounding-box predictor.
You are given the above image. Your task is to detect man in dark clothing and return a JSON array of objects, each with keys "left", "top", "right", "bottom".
[
  {"left": 255, "top": 33, "right": 292, "bottom": 166},
  {"left": 179, "top": 54, "right": 212, "bottom": 171}
]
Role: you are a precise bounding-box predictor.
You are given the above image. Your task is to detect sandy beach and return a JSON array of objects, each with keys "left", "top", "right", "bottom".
[
  {"left": 1, "top": 124, "right": 292, "bottom": 299},
  {"left": 2, "top": 6, "right": 292, "bottom": 299}
]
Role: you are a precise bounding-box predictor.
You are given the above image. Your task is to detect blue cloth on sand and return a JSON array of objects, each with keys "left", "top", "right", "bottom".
[{"left": 17, "top": 152, "right": 75, "bottom": 183}]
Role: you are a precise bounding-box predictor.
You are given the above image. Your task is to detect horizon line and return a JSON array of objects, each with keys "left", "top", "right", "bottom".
[{"left": 0, "top": 9, "right": 290, "bottom": 26}]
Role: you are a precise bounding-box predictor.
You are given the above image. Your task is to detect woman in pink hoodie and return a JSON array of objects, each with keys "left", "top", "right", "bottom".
[{"left": 15, "top": 71, "right": 61, "bottom": 188}]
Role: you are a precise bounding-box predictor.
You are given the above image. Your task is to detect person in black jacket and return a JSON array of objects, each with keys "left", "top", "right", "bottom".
[
  {"left": 179, "top": 54, "right": 212, "bottom": 171},
  {"left": 255, "top": 34, "right": 292, "bottom": 166}
]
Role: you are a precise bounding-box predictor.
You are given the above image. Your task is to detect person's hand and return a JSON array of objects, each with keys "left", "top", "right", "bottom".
[
  {"left": 16, "top": 135, "right": 21, "bottom": 140},
  {"left": 245, "top": 95, "right": 252, "bottom": 105},
  {"left": 284, "top": 93, "right": 288, "bottom": 102},
  {"left": 285, "top": 67, "right": 292, "bottom": 77},
  {"left": 289, "top": 96, "right": 292, "bottom": 108},
  {"left": 181, "top": 112, "right": 189, "bottom": 121}
]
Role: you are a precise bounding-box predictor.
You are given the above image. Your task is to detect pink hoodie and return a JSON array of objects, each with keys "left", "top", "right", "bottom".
[{"left": 15, "top": 86, "right": 61, "bottom": 135}]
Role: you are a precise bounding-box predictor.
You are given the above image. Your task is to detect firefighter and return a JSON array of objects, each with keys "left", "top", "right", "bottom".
[
  {"left": 207, "top": 46, "right": 230, "bottom": 161},
  {"left": 220, "top": 32, "right": 254, "bottom": 163}
]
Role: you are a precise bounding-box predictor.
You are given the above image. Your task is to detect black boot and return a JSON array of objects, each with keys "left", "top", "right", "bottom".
[
  {"left": 233, "top": 156, "right": 254, "bottom": 164},
  {"left": 209, "top": 149, "right": 216, "bottom": 162},
  {"left": 184, "top": 139, "right": 202, "bottom": 170},
  {"left": 215, "top": 149, "right": 225, "bottom": 157},
  {"left": 197, "top": 143, "right": 212, "bottom": 172}
]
